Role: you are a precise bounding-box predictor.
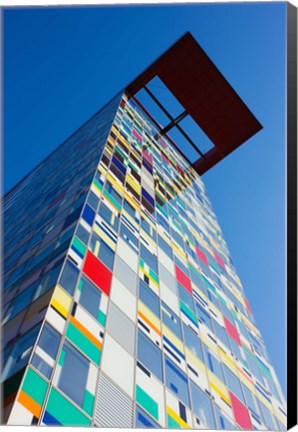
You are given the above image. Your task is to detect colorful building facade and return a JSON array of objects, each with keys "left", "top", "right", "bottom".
[{"left": 2, "top": 34, "right": 287, "bottom": 429}]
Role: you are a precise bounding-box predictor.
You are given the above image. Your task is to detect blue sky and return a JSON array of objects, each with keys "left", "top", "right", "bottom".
[{"left": 3, "top": 3, "right": 287, "bottom": 393}]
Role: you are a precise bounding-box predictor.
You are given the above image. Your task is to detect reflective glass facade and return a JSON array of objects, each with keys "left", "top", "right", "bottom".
[{"left": 2, "top": 92, "right": 286, "bottom": 429}]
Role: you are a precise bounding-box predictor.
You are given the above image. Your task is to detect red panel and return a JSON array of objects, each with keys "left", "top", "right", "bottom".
[
  {"left": 213, "top": 251, "right": 225, "bottom": 269},
  {"left": 223, "top": 316, "right": 241, "bottom": 346},
  {"left": 82, "top": 251, "right": 112, "bottom": 296},
  {"left": 195, "top": 246, "right": 209, "bottom": 267},
  {"left": 175, "top": 265, "right": 192, "bottom": 294},
  {"left": 229, "top": 391, "right": 253, "bottom": 430}
]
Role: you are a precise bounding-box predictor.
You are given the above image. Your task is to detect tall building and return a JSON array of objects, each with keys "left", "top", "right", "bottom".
[{"left": 2, "top": 33, "right": 287, "bottom": 429}]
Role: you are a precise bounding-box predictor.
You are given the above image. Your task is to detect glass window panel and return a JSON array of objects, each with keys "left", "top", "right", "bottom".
[
  {"left": 157, "top": 235, "right": 172, "bottom": 258},
  {"left": 57, "top": 341, "right": 89, "bottom": 408},
  {"left": 59, "top": 260, "right": 79, "bottom": 295},
  {"left": 223, "top": 364, "right": 245, "bottom": 404},
  {"left": 89, "top": 233, "right": 115, "bottom": 270},
  {"left": 203, "top": 344, "right": 224, "bottom": 382},
  {"left": 77, "top": 275, "right": 102, "bottom": 320},
  {"left": 190, "top": 380, "right": 215, "bottom": 428},
  {"left": 161, "top": 302, "right": 182, "bottom": 340},
  {"left": 140, "top": 244, "right": 158, "bottom": 273},
  {"left": 259, "top": 401, "right": 277, "bottom": 430},
  {"left": 178, "top": 283, "right": 195, "bottom": 312},
  {"left": 98, "top": 202, "right": 119, "bottom": 232},
  {"left": 196, "top": 304, "right": 213, "bottom": 330},
  {"left": 136, "top": 405, "right": 160, "bottom": 428},
  {"left": 183, "top": 324, "right": 204, "bottom": 362},
  {"left": 75, "top": 224, "right": 90, "bottom": 245},
  {"left": 165, "top": 356, "right": 190, "bottom": 407},
  {"left": 2, "top": 325, "right": 40, "bottom": 381},
  {"left": 214, "top": 404, "right": 235, "bottom": 430},
  {"left": 139, "top": 279, "right": 160, "bottom": 317},
  {"left": 138, "top": 330, "right": 163, "bottom": 382}
]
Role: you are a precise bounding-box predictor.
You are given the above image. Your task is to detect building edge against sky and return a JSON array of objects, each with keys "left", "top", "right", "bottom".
[{"left": 1, "top": 17, "right": 296, "bottom": 430}]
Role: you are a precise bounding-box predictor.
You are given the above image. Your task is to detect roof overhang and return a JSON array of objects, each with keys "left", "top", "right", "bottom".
[{"left": 126, "top": 32, "right": 262, "bottom": 175}]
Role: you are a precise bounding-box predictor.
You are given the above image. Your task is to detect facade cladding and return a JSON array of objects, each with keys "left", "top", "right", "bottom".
[{"left": 2, "top": 40, "right": 286, "bottom": 429}]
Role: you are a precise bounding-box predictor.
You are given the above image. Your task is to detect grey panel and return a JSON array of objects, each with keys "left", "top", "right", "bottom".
[
  {"left": 107, "top": 302, "right": 135, "bottom": 355},
  {"left": 159, "top": 263, "right": 177, "bottom": 293},
  {"left": 113, "top": 256, "right": 137, "bottom": 295},
  {"left": 94, "top": 373, "right": 134, "bottom": 427}
]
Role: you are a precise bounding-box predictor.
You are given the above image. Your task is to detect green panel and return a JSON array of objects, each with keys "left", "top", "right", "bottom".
[
  {"left": 93, "top": 179, "right": 103, "bottom": 192},
  {"left": 256, "top": 357, "right": 271, "bottom": 376},
  {"left": 83, "top": 390, "right": 94, "bottom": 416},
  {"left": 168, "top": 414, "right": 181, "bottom": 429},
  {"left": 103, "top": 189, "right": 121, "bottom": 211},
  {"left": 136, "top": 385, "right": 158, "bottom": 421},
  {"left": 72, "top": 237, "right": 87, "bottom": 256},
  {"left": 22, "top": 367, "right": 48, "bottom": 406},
  {"left": 149, "top": 269, "right": 159, "bottom": 284},
  {"left": 97, "top": 310, "right": 106, "bottom": 327},
  {"left": 66, "top": 322, "right": 101, "bottom": 364},
  {"left": 180, "top": 301, "right": 198, "bottom": 325},
  {"left": 46, "top": 388, "right": 91, "bottom": 426}
]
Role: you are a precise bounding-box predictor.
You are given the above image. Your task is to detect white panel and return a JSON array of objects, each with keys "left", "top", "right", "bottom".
[
  {"left": 7, "top": 401, "right": 33, "bottom": 425},
  {"left": 116, "top": 238, "right": 138, "bottom": 272},
  {"left": 157, "top": 248, "right": 175, "bottom": 275},
  {"left": 86, "top": 362, "right": 98, "bottom": 395},
  {"left": 136, "top": 363, "right": 166, "bottom": 427},
  {"left": 74, "top": 305, "right": 102, "bottom": 338},
  {"left": 101, "top": 334, "right": 134, "bottom": 397},
  {"left": 110, "top": 277, "right": 137, "bottom": 321},
  {"left": 159, "top": 282, "right": 179, "bottom": 315},
  {"left": 45, "top": 307, "right": 65, "bottom": 333}
]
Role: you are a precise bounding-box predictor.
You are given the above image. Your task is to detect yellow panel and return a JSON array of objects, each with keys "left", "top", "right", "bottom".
[
  {"left": 218, "top": 347, "right": 237, "bottom": 373},
  {"left": 209, "top": 373, "right": 231, "bottom": 407},
  {"left": 107, "top": 174, "right": 123, "bottom": 195},
  {"left": 166, "top": 406, "right": 191, "bottom": 429},
  {"left": 51, "top": 285, "right": 72, "bottom": 318},
  {"left": 162, "top": 325, "right": 184, "bottom": 354},
  {"left": 93, "top": 224, "right": 116, "bottom": 251}
]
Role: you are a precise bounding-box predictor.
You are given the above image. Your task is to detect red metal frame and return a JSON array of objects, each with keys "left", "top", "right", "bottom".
[{"left": 126, "top": 32, "right": 262, "bottom": 175}]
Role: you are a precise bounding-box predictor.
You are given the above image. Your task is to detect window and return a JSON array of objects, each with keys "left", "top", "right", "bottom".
[
  {"left": 178, "top": 283, "right": 195, "bottom": 312},
  {"left": 138, "top": 330, "right": 163, "bottom": 382},
  {"left": 75, "top": 224, "right": 90, "bottom": 245},
  {"left": 31, "top": 323, "right": 61, "bottom": 379},
  {"left": 190, "top": 380, "right": 215, "bottom": 428},
  {"left": 139, "top": 279, "right": 160, "bottom": 317},
  {"left": 157, "top": 235, "right": 172, "bottom": 258},
  {"left": 165, "top": 356, "right": 190, "bottom": 407},
  {"left": 98, "top": 202, "right": 119, "bottom": 232},
  {"left": 56, "top": 341, "right": 89, "bottom": 409},
  {"left": 3, "top": 281, "right": 38, "bottom": 323},
  {"left": 140, "top": 244, "right": 158, "bottom": 273},
  {"left": 259, "top": 400, "right": 277, "bottom": 430},
  {"left": 214, "top": 405, "right": 235, "bottom": 430},
  {"left": 223, "top": 365, "right": 245, "bottom": 404},
  {"left": 196, "top": 304, "right": 213, "bottom": 330},
  {"left": 159, "top": 263, "right": 176, "bottom": 293},
  {"left": 203, "top": 344, "right": 224, "bottom": 382},
  {"left": 161, "top": 302, "right": 182, "bottom": 340},
  {"left": 77, "top": 275, "right": 102, "bottom": 321},
  {"left": 135, "top": 405, "right": 160, "bottom": 428},
  {"left": 89, "top": 232, "right": 115, "bottom": 270},
  {"left": 2, "top": 325, "right": 41, "bottom": 381},
  {"left": 183, "top": 324, "right": 204, "bottom": 362},
  {"left": 59, "top": 260, "right": 79, "bottom": 295},
  {"left": 213, "top": 320, "right": 230, "bottom": 347},
  {"left": 120, "top": 223, "right": 139, "bottom": 250}
]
